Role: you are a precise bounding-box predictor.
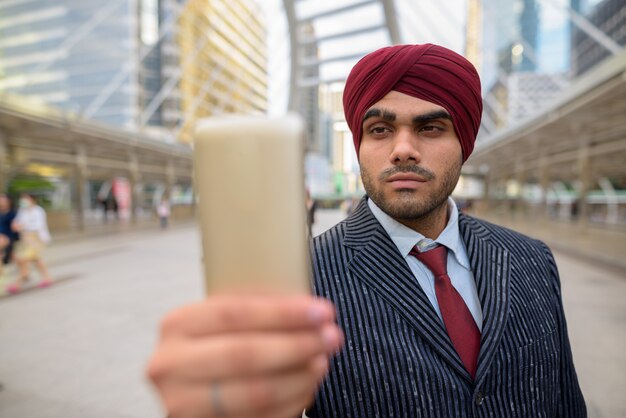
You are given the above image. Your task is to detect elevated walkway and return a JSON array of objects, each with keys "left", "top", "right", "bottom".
[
  {"left": 476, "top": 211, "right": 626, "bottom": 273},
  {"left": 313, "top": 207, "right": 626, "bottom": 273}
]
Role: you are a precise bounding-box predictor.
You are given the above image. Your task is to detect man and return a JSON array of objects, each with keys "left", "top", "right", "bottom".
[{"left": 147, "top": 44, "right": 586, "bottom": 417}]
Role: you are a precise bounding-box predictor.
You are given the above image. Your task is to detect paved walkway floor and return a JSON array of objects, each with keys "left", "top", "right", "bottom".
[{"left": 0, "top": 210, "right": 623, "bottom": 417}]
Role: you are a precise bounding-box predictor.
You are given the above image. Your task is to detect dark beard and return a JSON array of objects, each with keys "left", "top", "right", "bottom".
[{"left": 361, "top": 163, "right": 461, "bottom": 220}]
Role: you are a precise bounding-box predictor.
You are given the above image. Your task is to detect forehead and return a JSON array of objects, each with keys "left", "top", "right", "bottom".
[{"left": 366, "top": 90, "right": 447, "bottom": 114}]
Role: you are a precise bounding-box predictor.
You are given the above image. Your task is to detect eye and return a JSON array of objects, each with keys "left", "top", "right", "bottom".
[
  {"left": 418, "top": 124, "right": 445, "bottom": 137},
  {"left": 366, "top": 124, "right": 392, "bottom": 138}
]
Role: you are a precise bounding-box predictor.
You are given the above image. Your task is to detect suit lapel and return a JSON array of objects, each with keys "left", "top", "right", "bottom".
[
  {"left": 459, "top": 213, "right": 511, "bottom": 384},
  {"left": 345, "top": 199, "right": 470, "bottom": 380}
]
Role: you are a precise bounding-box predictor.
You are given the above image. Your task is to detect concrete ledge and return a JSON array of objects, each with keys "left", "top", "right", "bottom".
[{"left": 475, "top": 212, "right": 626, "bottom": 274}]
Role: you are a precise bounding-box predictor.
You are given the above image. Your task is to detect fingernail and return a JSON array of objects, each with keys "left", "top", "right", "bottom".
[
  {"left": 308, "top": 304, "right": 327, "bottom": 325},
  {"left": 322, "top": 326, "right": 338, "bottom": 350}
]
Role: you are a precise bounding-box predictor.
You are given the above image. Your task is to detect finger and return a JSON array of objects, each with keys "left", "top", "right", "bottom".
[
  {"left": 150, "top": 326, "right": 342, "bottom": 383},
  {"left": 237, "top": 391, "right": 319, "bottom": 418},
  {"left": 163, "top": 358, "right": 326, "bottom": 418},
  {"left": 161, "top": 296, "right": 336, "bottom": 338},
  {"left": 160, "top": 384, "right": 212, "bottom": 418},
  {"left": 220, "top": 357, "right": 327, "bottom": 416}
]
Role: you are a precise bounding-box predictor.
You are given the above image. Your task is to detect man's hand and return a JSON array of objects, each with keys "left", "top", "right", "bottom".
[{"left": 146, "top": 295, "right": 344, "bottom": 418}]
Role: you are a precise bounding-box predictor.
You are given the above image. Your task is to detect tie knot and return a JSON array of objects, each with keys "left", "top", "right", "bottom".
[{"left": 409, "top": 245, "right": 448, "bottom": 277}]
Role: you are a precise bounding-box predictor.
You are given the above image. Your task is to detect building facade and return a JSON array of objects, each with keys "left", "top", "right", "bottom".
[
  {"left": 176, "top": 0, "right": 268, "bottom": 143},
  {"left": 0, "top": 0, "right": 268, "bottom": 143},
  {"left": 0, "top": 0, "right": 140, "bottom": 127},
  {"left": 480, "top": 0, "right": 571, "bottom": 131},
  {"left": 571, "top": 0, "right": 626, "bottom": 76}
]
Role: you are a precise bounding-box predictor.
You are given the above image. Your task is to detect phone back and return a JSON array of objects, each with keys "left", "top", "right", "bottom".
[{"left": 193, "top": 115, "right": 310, "bottom": 295}]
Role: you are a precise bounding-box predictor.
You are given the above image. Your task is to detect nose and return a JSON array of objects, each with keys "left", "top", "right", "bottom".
[{"left": 389, "top": 128, "right": 422, "bottom": 164}]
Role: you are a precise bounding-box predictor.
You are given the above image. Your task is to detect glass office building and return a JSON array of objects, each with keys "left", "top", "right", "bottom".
[
  {"left": 0, "top": 0, "right": 139, "bottom": 127},
  {"left": 0, "top": 0, "right": 267, "bottom": 141},
  {"left": 480, "top": 0, "right": 571, "bottom": 130},
  {"left": 176, "top": 0, "right": 268, "bottom": 143},
  {"left": 571, "top": 0, "right": 626, "bottom": 76}
]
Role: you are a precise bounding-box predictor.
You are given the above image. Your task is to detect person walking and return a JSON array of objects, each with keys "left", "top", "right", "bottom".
[
  {"left": 6, "top": 193, "right": 52, "bottom": 294},
  {"left": 146, "top": 44, "right": 586, "bottom": 418},
  {"left": 157, "top": 197, "right": 171, "bottom": 229},
  {"left": 0, "top": 193, "right": 18, "bottom": 277}
]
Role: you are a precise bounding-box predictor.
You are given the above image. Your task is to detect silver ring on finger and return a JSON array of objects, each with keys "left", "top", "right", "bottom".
[{"left": 211, "top": 382, "right": 226, "bottom": 417}]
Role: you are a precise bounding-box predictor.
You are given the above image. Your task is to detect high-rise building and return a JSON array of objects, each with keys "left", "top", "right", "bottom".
[
  {"left": 480, "top": 0, "right": 570, "bottom": 130},
  {"left": 506, "top": 72, "right": 568, "bottom": 122},
  {"left": 571, "top": 0, "right": 626, "bottom": 76},
  {"left": 0, "top": 0, "right": 140, "bottom": 127},
  {"left": 296, "top": 22, "right": 320, "bottom": 153},
  {"left": 481, "top": 0, "right": 543, "bottom": 90},
  {"left": 176, "top": 0, "right": 268, "bottom": 143},
  {"left": 0, "top": 0, "right": 268, "bottom": 142},
  {"left": 465, "top": 0, "right": 483, "bottom": 71}
]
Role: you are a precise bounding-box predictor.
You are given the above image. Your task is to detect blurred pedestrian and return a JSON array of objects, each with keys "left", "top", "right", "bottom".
[
  {"left": 0, "top": 193, "right": 18, "bottom": 277},
  {"left": 6, "top": 193, "right": 52, "bottom": 294},
  {"left": 305, "top": 188, "right": 317, "bottom": 237},
  {"left": 109, "top": 194, "right": 119, "bottom": 220},
  {"left": 156, "top": 196, "right": 171, "bottom": 229},
  {"left": 98, "top": 196, "right": 108, "bottom": 223}
]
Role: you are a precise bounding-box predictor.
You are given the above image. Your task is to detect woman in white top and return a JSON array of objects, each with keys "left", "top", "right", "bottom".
[{"left": 6, "top": 193, "right": 52, "bottom": 294}]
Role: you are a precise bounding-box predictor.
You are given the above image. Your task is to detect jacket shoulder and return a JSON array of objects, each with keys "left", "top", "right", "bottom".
[
  {"left": 460, "top": 214, "right": 550, "bottom": 253},
  {"left": 311, "top": 218, "right": 349, "bottom": 255}
]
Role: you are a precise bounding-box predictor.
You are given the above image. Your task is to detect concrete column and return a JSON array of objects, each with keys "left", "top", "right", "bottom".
[
  {"left": 514, "top": 162, "right": 528, "bottom": 221},
  {"left": 74, "top": 144, "right": 88, "bottom": 231},
  {"left": 502, "top": 169, "right": 516, "bottom": 218},
  {"left": 482, "top": 172, "right": 492, "bottom": 212},
  {"left": 489, "top": 172, "right": 503, "bottom": 213},
  {"left": 165, "top": 160, "right": 176, "bottom": 197},
  {"left": 187, "top": 160, "right": 197, "bottom": 215},
  {"left": 129, "top": 152, "right": 141, "bottom": 223},
  {"left": 577, "top": 137, "right": 591, "bottom": 231},
  {"left": 486, "top": 173, "right": 504, "bottom": 220},
  {"left": 190, "top": 175, "right": 197, "bottom": 215},
  {"left": 539, "top": 155, "right": 551, "bottom": 221},
  {"left": 0, "top": 130, "right": 7, "bottom": 192}
]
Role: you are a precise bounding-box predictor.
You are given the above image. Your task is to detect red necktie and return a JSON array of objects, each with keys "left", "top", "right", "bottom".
[{"left": 409, "top": 245, "right": 481, "bottom": 378}]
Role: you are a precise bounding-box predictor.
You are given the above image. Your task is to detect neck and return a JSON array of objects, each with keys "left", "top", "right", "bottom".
[{"left": 395, "top": 200, "right": 450, "bottom": 239}]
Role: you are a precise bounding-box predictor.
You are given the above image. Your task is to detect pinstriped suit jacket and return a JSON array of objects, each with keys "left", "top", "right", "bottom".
[{"left": 306, "top": 198, "right": 586, "bottom": 418}]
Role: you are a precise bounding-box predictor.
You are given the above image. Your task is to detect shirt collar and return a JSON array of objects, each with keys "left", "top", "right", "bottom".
[{"left": 367, "top": 197, "right": 470, "bottom": 269}]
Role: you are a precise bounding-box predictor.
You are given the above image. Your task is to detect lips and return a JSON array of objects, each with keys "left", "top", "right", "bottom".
[
  {"left": 386, "top": 173, "right": 427, "bottom": 183},
  {"left": 384, "top": 173, "right": 428, "bottom": 190}
]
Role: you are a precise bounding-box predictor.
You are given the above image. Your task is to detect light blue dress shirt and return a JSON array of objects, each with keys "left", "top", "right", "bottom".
[{"left": 367, "top": 198, "right": 483, "bottom": 330}]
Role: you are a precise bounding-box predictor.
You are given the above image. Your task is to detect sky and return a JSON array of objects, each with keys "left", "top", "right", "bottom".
[{"left": 261, "top": 0, "right": 468, "bottom": 115}]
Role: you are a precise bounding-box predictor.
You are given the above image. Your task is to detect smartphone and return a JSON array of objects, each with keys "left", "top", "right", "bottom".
[{"left": 193, "top": 114, "right": 311, "bottom": 295}]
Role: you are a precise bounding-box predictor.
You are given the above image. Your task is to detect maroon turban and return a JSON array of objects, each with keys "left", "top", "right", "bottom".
[{"left": 343, "top": 44, "right": 482, "bottom": 162}]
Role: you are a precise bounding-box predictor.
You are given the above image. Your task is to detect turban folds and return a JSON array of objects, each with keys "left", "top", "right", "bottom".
[{"left": 343, "top": 44, "right": 482, "bottom": 162}]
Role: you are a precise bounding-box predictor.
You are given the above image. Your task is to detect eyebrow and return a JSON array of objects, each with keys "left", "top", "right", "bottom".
[
  {"left": 362, "top": 108, "right": 395, "bottom": 123},
  {"left": 413, "top": 110, "right": 452, "bottom": 124},
  {"left": 362, "top": 108, "right": 452, "bottom": 125}
]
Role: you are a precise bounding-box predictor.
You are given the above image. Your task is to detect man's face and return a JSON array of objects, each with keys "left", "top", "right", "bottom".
[{"left": 358, "top": 90, "right": 463, "bottom": 221}]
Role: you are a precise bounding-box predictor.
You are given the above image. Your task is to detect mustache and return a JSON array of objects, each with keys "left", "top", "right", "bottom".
[{"left": 378, "top": 165, "right": 435, "bottom": 182}]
